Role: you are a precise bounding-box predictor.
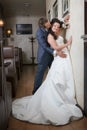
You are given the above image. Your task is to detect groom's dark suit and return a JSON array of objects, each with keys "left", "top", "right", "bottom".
[{"left": 32, "top": 27, "right": 54, "bottom": 94}]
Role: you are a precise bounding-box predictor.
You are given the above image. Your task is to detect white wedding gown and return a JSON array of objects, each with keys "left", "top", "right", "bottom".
[{"left": 12, "top": 36, "right": 83, "bottom": 126}]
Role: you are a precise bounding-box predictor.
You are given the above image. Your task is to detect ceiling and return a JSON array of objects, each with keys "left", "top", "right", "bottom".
[{"left": 0, "top": 0, "right": 46, "bottom": 17}]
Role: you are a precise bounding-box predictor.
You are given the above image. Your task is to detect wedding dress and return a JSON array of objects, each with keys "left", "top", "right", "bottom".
[{"left": 12, "top": 36, "right": 83, "bottom": 126}]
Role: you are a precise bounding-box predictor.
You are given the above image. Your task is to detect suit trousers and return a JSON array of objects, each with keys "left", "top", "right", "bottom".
[{"left": 32, "top": 55, "right": 53, "bottom": 94}]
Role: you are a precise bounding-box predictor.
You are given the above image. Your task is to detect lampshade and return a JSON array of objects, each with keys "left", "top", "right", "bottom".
[
  {"left": 6, "top": 29, "right": 12, "bottom": 37},
  {"left": 0, "top": 19, "right": 4, "bottom": 27}
]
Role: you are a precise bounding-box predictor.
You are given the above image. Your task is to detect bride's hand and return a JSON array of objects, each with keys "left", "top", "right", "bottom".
[{"left": 67, "top": 36, "right": 72, "bottom": 45}]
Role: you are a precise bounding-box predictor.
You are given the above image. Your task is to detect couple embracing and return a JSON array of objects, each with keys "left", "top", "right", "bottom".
[{"left": 12, "top": 18, "right": 83, "bottom": 126}]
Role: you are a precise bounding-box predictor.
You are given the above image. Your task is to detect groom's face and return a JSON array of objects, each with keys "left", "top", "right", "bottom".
[{"left": 44, "top": 20, "right": 51, "bottom": 29}]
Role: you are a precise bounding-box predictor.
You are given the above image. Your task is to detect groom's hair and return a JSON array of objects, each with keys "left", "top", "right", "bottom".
[{"left": 38, "top": 17, "right": 48, "bottom": 28}]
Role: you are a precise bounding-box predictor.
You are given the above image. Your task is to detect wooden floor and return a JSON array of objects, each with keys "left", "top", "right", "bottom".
[{"left": 7, "top": 66, "right": 87, "bottom": 130}]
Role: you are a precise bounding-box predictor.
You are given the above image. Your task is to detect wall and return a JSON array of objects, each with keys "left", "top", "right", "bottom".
[
  {"left": 5, "top": 15, "right": 45, "bottom": 64},
  {"left": 46, "top": 0, "right": 84, "bottom": 108},
  {"left": 68, "top": 0, "right": 84, "bottom": 108}
]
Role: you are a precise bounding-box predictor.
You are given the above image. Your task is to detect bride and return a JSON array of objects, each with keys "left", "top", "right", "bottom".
[{"left": 12, "top": 18, "right": 83, "bottom": 126}]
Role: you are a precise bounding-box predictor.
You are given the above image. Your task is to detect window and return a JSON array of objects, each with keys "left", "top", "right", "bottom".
[
  {"left": 48, "top": 10, "right": 51, "bottom": 21},
  {"left": 53, "top": 0, "right": 58, "bottom": 18},
  {"left": 62, "top": 0, "right": 70, "bottom": 16}
]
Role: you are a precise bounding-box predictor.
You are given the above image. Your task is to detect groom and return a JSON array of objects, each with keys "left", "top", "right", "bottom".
[{"left": 32, "top": 17, "right": 66, "bottom": 94}]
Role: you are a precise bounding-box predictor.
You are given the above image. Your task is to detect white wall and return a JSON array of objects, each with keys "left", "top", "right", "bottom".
[
  {"left": 68, "top": 0, "right": 84, "bottom": 108},
  {"left": 46, "top": 0, "right": 84, "bottom": 108},
  {"left": 5, "top": 15, "right": 45, "bottom": 64}
]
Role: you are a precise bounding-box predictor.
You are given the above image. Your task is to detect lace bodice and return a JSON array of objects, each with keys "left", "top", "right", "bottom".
[{"left": 56, "top": 36, "right": 68, "bottom": 53}]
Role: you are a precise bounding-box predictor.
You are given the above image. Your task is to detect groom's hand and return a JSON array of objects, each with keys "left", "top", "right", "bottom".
[{"left": 57, "top": 51, "right": 67, "bottom": 58}]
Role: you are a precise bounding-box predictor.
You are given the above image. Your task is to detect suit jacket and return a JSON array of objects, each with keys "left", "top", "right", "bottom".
[{"left": 36, "top": 27, "right": 54, "bottom": 64}]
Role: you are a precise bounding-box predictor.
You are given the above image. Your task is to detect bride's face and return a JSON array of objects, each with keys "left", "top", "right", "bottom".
[{"left": 52, "top": 22, "right": 61, "bottom": 35}]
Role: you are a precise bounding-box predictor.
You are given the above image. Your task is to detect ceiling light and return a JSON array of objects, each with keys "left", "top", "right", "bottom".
[{"left": 24, "top": 2, "right": 30, "bottom": 7}]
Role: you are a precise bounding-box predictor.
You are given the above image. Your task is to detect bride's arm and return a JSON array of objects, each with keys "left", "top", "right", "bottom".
[{"left": 47, "top": 34, "right": 72, "bottom": 51}]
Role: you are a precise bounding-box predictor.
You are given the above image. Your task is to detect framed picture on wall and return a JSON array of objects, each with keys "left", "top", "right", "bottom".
[
  {"left": 16, "top": 24, "right": 32, "bottom": 35},
  {"left": 62, "top": 0, "right": 69, "bottom": 16}
]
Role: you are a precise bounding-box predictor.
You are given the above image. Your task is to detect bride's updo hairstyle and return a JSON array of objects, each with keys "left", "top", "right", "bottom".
[{"left": 48, "top": 18, "right": 63, "bottom": 40}]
